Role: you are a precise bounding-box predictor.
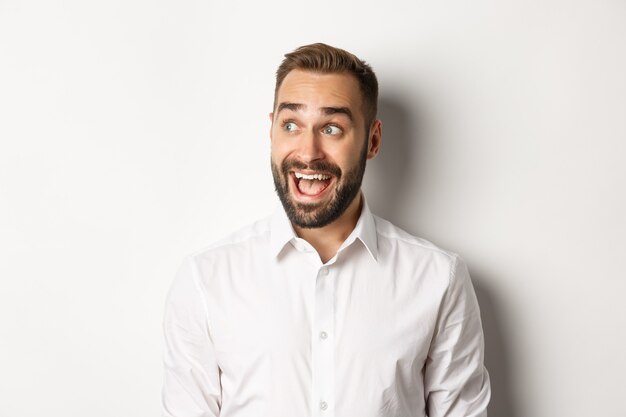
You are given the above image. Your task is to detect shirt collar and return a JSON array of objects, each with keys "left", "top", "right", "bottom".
[
  {"left": 269, "top": 204, "right": 299, "bottom": 258},
  {"left": 269, "top": 194, "right": 379, "bottom": 262}
]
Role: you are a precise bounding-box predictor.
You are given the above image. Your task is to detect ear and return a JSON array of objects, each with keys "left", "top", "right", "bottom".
[
  {"left": 269, "top": 112, "right": 274, "bottom": 141},
  {"left": 366, "top": 119, "right": 382, "bottom": 160}
]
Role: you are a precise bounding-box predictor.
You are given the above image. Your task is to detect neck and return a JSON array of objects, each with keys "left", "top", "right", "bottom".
[{"left": 293, "top": 193, "right": 363, "bottom": 264}]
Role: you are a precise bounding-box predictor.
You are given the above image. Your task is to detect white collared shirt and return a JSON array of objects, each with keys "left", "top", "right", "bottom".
[{"left": 162, "top": 199, "right": 490, "bottom": 417}]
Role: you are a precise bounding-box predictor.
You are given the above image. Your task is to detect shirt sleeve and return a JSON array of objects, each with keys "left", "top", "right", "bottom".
[
  {"left": 424, "top": 255, "right": 491, "bottom": 417},
  {"left": 162, "top": 256, "right": 222, "bottom": 417}
]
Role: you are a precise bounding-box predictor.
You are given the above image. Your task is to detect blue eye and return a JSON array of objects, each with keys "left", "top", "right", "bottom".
[
  {"left": 284, "top": 121, "right": 298, "bottom": 132},
  {"left": 323, "top": 125, "right": 342, "bottom": 135}
]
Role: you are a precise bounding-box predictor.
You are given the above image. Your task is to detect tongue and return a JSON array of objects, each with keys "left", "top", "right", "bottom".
[{"left": 298, "top": 179, "right": 329, "bottom": 195}]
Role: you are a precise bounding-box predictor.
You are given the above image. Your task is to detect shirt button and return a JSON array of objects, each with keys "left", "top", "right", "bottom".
[
  {"left": 319, "top": 401, "right": 328, "bottom": 411},
  {"left": 320, "top": 268, "right": 329, "bottom": 276},
  {"left": 319, "top": 331, "right": 328, "bottom": 340}
]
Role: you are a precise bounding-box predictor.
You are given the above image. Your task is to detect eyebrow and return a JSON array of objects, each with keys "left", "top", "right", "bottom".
[
  {"left": 322, "top": 106, "right": 353, "bottom": 122},
  {"left": 276, "top": 102, "right": 354, "bottom": 122},
  {"left": 277, "top": 102, "right": 304, "bottom": 113}
]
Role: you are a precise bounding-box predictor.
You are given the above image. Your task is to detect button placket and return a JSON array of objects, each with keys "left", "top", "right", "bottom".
[{"left": 311, "top": 266, "right": 335, "bottom": 416}]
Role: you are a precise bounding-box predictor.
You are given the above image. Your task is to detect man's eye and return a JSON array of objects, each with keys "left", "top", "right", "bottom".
[
  {"left": 323, "top": 125, "right": 342, "bottom": 135},
  {"left": 283, "top": 122, "right": 298, "bottom": 132}
]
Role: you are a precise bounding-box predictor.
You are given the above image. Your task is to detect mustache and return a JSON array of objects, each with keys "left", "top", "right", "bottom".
[{"left": 281, "top": 159, "right": 342, "bottom": 178}]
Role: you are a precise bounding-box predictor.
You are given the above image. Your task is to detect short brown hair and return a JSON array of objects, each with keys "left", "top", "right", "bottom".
[{"left": 274, "top": 43, "right": 378, "bottom": 127}]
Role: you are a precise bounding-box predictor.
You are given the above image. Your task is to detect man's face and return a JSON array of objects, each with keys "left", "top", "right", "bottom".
[{"left": 270, "top": 69, "right": 380, "bottom": 229}]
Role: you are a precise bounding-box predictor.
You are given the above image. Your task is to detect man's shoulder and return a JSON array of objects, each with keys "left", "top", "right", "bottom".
[
  {"left": 187, "top": 215, "right": 273, "bottom": 260},
  {"left": 373, "top": 214, "right": 458, "bottom": 262}
]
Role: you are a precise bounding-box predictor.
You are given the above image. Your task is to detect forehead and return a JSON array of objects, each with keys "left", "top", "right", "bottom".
[{"left": 276, "top": 70, "right": 363, "bottom": 115}]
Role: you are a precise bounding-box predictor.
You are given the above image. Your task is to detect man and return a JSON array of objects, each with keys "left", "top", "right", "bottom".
[{"left": 162, "top": 43, "right": 490, "bottom": 417}]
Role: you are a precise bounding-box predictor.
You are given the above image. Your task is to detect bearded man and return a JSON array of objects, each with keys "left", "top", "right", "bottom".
[{"left": 162, "top": 43, "right": 491, "bottom": 417}]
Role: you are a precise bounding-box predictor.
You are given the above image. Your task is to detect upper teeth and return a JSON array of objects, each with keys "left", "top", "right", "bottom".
[{"left": 295, "top": 172, "right": 331, "bottom": 180}]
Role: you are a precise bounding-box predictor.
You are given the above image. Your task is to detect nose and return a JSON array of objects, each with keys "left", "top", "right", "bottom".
[{"left": 296, "top": 129, "right": 325, "bottom": 163}]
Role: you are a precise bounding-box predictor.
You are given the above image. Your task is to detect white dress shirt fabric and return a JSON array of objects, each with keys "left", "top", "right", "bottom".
[{"left": 162, "top": 199, "right": 490, "bottom": 417}]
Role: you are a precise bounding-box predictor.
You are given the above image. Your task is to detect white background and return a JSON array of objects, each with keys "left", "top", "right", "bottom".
[{"left": 1, "top": 1, "right": 625, "bottom": 416}]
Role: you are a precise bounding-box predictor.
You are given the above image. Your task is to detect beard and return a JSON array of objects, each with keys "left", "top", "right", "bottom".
[{"left": 271, "top": 142, "right": 368, "bottom": 229}]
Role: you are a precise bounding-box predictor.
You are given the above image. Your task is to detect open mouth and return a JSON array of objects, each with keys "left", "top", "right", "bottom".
[{"left": 291, "top": 171, "right": 334, "bottom": 197}]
